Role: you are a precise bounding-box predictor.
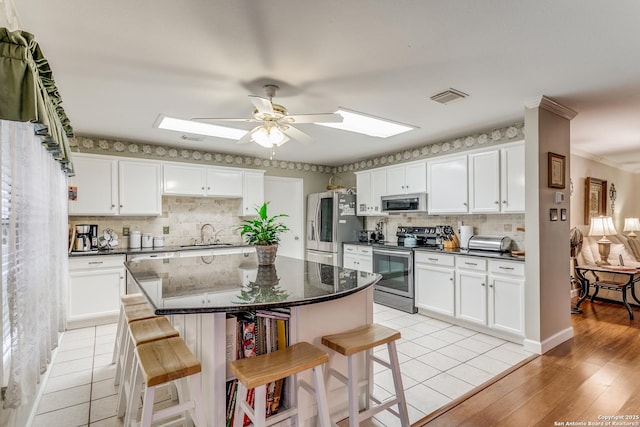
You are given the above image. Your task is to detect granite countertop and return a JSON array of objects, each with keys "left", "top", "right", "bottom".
[
  {"left": 125, "top": 253, "right": 381, "bottom": 314},
  {"left": 344, "top": 241, "right": 525, "bottom": 261},
  {"left": 68, "top": 242, "right": 252, "bottom": 257}
]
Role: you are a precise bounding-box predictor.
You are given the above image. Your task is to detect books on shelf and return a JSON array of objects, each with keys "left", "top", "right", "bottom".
[{"left": 225, "top": 308, "right": 291, "bottom": 425}]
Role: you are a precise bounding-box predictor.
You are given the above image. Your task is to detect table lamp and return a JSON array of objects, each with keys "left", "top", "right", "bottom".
[
  {"left": 623, "top": 217, "right": 640, "bottom": 238},
  {"left": 588, "top": 216, "right": 617, "bottom": 265}
]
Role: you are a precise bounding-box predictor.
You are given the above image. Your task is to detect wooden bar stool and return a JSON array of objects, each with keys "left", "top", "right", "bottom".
[
  {"left": 321, "top": 323, "right": 410, "bottom": 427},
  {"left": 116, "top": 316, "right": 180, "bottom": 418},
  {"left": 124, "top": 336, "right": 206, "bottom": 427},
  {"left": 114, "top": 301, "right": 158, "bottom": 386},
  {"left": 229, "top": 342, "right": 332, "bottom": 427},
  {"left": 112, "top": 294, "right": 149, "bottom": 365}
]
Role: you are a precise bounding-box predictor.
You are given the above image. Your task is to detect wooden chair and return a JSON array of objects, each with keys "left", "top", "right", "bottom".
[{"left": 322, "top": 323, "right": 410, "bottom": 427}]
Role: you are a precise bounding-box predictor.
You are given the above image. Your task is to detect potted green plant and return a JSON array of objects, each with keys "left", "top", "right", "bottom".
[{"left": 238, "top": 202, "right": 289, "bottom": 265}]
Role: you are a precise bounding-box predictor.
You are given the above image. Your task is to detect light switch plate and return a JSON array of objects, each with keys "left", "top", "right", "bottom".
[
  {"left": 123, "top": 227, "right": 130, "bottom": 236},
  {"left": 163, "top": 226, "right": 170, "bottom": 234}
]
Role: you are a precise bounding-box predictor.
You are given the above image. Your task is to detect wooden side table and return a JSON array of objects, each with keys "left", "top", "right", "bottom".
[{"left": 574, "top": 265, "right": 640, "bottom": 319}]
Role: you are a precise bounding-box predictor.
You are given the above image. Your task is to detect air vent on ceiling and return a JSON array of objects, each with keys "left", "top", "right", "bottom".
[
  {"left": 430, "top": 88, "right": 468, "bottom": 104},
  {"left": 180, "top": 134, "right": 204, "bottom": 142}
]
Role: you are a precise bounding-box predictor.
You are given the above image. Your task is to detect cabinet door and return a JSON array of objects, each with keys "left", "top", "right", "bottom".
[
  {"left": 370, "top": 169, "right": 387, "bottom": 214},
  {"left": 68, "top": 156, "right": 118, "bottom": 215},
  {"left": 356, "top": 172, "right": 372, "bottom": 215},
  {"left": 206, "top": 168, "right": 243, "bottom": 197},
  {"left": 343, "top": 254, "right": 359, "bottom": 270},
  {"left": 119, "top": 161, "right": 162, "bottom": 215},
  {"left": 404, "top": 162, "right": 427, "bottom": 194},
  {"left": 415, "top": 265, "right": 455, "bottom": 316},
  {"left": 489, "top": 276, "right": 524, "bottom": 335},
  {"left": 428, "top": 155, "right": 468, "bottom": 213},
  {"left": 240, "top": 171, "right": 265, "bottom": 216},
  {"left": 68, "top": 267, "right": 124, "bottom": 326},
  {"left": 163, "top": 163, "right": 206, "bottom": 196},
  {"left": 469, "top": 150, "right": 500, "bottom": 213},
  {"left": 501, "top": 143, "right": 525, "bottom": 212},
  {"left": 357, "top": 247, "right": 373, "bottom": 273},
  {"left": 386, "top": 166, "right": 406, "bottom": 195},
  {"left": 456, "top": 271, "right": 487, "bottom": 325}
]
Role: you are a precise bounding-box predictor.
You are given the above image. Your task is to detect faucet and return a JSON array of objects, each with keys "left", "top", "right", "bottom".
[{"left": 200, "top": 223, "right": 215, "bottom": 244}]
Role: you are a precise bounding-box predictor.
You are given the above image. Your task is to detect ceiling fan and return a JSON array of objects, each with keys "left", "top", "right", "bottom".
[{"left": 192, "top": 84, "right": 343, "bottom": 148}]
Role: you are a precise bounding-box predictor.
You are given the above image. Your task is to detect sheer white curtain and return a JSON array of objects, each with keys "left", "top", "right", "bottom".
[{"left": 0, "top": 119, "right": 67, "bottom": 415}]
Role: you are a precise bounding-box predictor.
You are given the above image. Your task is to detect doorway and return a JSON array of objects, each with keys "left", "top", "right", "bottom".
[{"left": 264, "top": 176, "right": 304, "bottom": 259}]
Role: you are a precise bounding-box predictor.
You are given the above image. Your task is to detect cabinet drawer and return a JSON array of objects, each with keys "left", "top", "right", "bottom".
[
  {"left": 69, "top": 255, "right": 125, "bottom": 270},
  {"left": 343, "top": 245, "right": 358, "bottom": 254},
  {"left": 414, "top": 251, "right": 455, "bottom": 267},
  {"left": 456, "top": 256, "right": 487, "bottom": 271},
  {"left": 357, "top": 246, "right": 372, "bottom": 256},
  {"left": 489, "top": 260, "right": 524, "bottom": 276}
]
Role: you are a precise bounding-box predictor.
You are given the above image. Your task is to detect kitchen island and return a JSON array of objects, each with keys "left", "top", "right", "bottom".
[{"left": 125, "top": 252, "right": 380, "bottom": 426}]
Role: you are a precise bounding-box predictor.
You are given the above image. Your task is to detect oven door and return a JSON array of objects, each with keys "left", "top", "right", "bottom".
[{"left": 372, "top": 248, "right": 413, "bottom": 298}]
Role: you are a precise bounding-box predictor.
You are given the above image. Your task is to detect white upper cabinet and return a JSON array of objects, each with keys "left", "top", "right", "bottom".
[
  {"left": 163, "top": 163, "right": 206, "bottom": 196},
  {"left": 206, "top": 168, "right": 243, "bottom": 197},
  {"left": 69, "top": 154, "right": 160, "bottom": 216},
  {"left": 355, "top": 169, "right": 387, "bottom": 216},
  {"left": 500, "top": 142, "right": 525, "bottom": 212},
  {"left": 427, "top": 155, "right": 468, "bottom": 214},
  {"left": 119, "top": 160, "right": 162, "bottom": 215},
  {"left": 469, "top": 150, "right": 501, "bottom": 213},
  {"left": 239, "top": 170, "right": 265, "bottom": 216},
  {"left": 385, "top": 161, "right": 426, "bottom": 195}
]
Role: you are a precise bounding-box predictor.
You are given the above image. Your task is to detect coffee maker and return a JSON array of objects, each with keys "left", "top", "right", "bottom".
[{"left": 73, "top": 224, "right": 98, "bottom": 252}]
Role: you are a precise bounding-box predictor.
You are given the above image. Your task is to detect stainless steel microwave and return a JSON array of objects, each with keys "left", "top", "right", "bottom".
[{"left": 381, "top": 193, "right": 427, "bottom": 213}]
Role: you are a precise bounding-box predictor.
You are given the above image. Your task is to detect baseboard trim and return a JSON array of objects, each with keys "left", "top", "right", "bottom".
[{"left": 523, "top": 326, "right": 574, "bottom": 354}]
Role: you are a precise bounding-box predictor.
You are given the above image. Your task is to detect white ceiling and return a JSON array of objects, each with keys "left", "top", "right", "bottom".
[{"left": 15, "top": 1, "right": 640, "bottom": 171}]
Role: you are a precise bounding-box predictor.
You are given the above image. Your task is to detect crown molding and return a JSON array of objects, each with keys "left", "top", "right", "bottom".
[{"left": 525, "top": 95, "right": 578, "bottom": 120}]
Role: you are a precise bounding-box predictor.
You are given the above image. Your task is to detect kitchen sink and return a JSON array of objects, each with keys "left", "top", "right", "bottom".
[{"left": 179, "top": 243, "right": 233, "bottom": 248}]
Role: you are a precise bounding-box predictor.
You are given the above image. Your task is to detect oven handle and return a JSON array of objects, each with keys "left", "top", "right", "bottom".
[{"left": 372, "top": 248, "right": 413, "bottom": 258}]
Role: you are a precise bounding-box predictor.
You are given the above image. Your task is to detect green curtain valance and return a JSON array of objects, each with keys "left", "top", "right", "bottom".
[{"left": 0, "top": 28, "right": 74, "bottom": 174}]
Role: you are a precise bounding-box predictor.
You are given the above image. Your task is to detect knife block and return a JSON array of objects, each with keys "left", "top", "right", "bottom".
[{"left": 443, "top": 234, "right": 460, "bottom": 249}]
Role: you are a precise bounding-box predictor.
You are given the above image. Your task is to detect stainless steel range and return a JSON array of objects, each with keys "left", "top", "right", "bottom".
[{"left": 372, "top": 225, "right": 452, "bottom": 313}]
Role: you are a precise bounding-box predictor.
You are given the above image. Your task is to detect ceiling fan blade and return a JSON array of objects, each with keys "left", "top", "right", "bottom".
[
  {"left": 286, "top": 113, "right": 343, "bottom": 124},
  {"left": 281, "top": 125, "right": 313, "bottom": 145},
  {"left": 249, "top": 95, "right": 274, "bottom": 115},
  {"left": 191, "top": 117, "right": 255, "bottom": 123},
  {"left": 236, "top": 127, "right": 257, "bottom": 145}
]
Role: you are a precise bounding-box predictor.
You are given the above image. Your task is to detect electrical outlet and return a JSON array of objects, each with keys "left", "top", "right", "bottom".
[
  {"left": 163, "top": 226, "right": 170, "bottom": 234},
  {"left": 123, "top": 227, "right": 130, "bottom": 236},
  {"left": 163, "top": 258, "right": 170, "bottom": 264}
]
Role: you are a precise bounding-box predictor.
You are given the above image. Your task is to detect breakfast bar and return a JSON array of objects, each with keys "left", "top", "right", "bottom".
[{"left": 125, "top": 252, "right": 381, "bottom": 426}]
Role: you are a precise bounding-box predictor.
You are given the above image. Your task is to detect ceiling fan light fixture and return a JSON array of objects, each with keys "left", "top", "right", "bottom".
[
  {"left": 251, "top": 126, "right": 288, "bottom": 148},
  {"left": 154, "top": 114, "right": 248, "bottom": 140},
  {"left": 316, "top": 108, "right": 414, "bottom": 138}
]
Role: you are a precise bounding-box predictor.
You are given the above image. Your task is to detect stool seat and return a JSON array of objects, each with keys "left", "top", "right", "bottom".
[
  {"left": 123, "top": 302, "right": 157, "bottom": 323},
  {"left": 230, "top": 342, "right": 328, "bottom": 389},
  {"left": 129, "top": 317, "right": 179, "bottom": 346},
  {"left": 121, "top": 293, "right": 148, "bottom": 306},
  {"left": 321, "top": 323, "right": 401, "bottom": 356},
  {"left": 137, "top": 337, "right": 202, "bottom": 387}
]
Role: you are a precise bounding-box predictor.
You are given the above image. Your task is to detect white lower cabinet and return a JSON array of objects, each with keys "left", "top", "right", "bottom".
[
  {"left": 488, "top": 259, "right": 525, "bottom": 335},
  {"left": 343, "top": 244, "right": 372, "bottom": 273},
  {"left": 68, "top": 255, "right": 125, "bottom": 329},
  {"left": 456, "top": 270, "right": 487, "bottom": 325},
  {"left": 414, "top": 252, "right": 455, "bottom": 316}
]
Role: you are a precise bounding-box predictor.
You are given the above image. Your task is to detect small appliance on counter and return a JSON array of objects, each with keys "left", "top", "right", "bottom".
[
  {"left": 141, "top": 233, "right": 153, "bottom": 248},
  {"left": 72, "top": 224, "right": 98, "bottom": 252},
  {"left": 467, "top": 235, "right": 512, "bottom": 252}
]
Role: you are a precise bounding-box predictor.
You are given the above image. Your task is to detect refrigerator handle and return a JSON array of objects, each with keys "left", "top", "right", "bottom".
[{"left": 315, "top": 198, "right": 321, "bottom": 241}]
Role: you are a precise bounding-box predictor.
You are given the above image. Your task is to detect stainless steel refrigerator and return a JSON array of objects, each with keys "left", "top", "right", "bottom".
[{"left": 306, "top": 191, "right": 363, "bottom": 266}]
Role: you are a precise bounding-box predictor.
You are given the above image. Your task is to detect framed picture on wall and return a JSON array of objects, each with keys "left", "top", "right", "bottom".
[
  {"left": 548, "top": 152, "right": 566, "bottom": 189},
  {"left": 584, "top": 177, "right": 607, "bottom": 225}
]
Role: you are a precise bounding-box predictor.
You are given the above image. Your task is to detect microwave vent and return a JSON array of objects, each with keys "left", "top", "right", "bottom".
[{"left": 430, "top": 88, "right": 468, "bottom": 104}]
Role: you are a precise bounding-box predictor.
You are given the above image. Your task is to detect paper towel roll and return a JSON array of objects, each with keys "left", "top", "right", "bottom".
[{"left": 460, "top": 225, "right": 474, "bottom": 249}]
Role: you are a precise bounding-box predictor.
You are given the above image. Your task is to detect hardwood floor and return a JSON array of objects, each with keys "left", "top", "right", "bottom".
[{"left": 416, "top": 299, "right": 640, "bottom": 427}]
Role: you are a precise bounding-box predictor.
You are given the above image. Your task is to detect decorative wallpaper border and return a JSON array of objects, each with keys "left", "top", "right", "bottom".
[{"left": 70, "top": 122, "right": 523, "bottom": 175}]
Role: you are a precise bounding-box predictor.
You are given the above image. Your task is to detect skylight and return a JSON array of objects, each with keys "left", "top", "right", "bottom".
[
  {"left": 153, "top": 115, "right": 248, "bottom": 140},
  {"left": 315, "top": 108, "right": 414, "bottom": 138}
]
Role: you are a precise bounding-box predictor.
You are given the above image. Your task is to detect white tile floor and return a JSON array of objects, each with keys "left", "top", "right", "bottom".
[{"left": 33, "top": 305, "right": 534, "bottom": 426}]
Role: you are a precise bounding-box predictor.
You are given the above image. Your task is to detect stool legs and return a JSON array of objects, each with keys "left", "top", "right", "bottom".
[
  {"left": 312, "top": 366, "right": 332, "bottom": 427},
  {"left": 387, "top": 341, "right": 410, "bottom": 427}
]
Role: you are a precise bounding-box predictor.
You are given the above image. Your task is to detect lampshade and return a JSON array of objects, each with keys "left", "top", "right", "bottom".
[
  {"left": 623, "top": 217, "right": 640, "bottom": 237},
  {"left": 251, "top": 126, "right": 288, "bottom": 148},
  {"left": 588, "top": 216, "right": 617, "bottom": 238}
]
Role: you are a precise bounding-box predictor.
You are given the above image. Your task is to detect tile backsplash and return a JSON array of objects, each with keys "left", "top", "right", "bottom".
[
  {"left": 70, "top": 196, "right": 246, "bottom": 247},
  {"left": 365, "top": 213, "right": 525, "bottom": 250}
]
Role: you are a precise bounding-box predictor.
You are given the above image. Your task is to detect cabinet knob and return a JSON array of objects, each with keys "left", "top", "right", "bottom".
[
  {"left": 119, "top": 205, "right": 123, "bottom": 208},
  {"left": 207, "top": 187, "right": 210, "bottom": 190},
  {"left": 494, "top": 201, "right": 499, "bottom": 204},
  {"left": 481, "top": 283, "right": 485, "bottom": 287},
  {"left": 502, "top": 200, "right": 507, "bottom": 204},
  {"left": 111, "top": 204, "right": 115, "bottom": 208},
  {"left": 449, "top": 277, "right": 453, "bottom": 281},
  {"left": 463, "top": 202, "right": 467, "bottom": 206},
  {"left": 489, "top": 284, "right": 494, "bottom": 288},
  {"left": 201, "top": 187, "right": 205, "bottom": 190}
]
